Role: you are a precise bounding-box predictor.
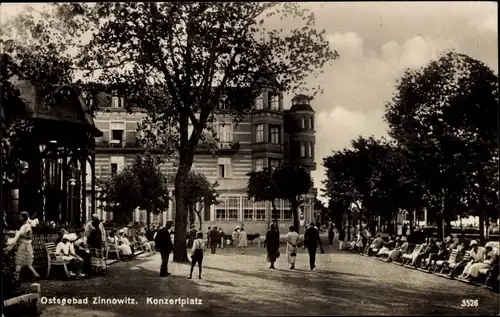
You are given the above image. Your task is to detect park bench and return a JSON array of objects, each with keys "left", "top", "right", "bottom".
[
  {"left": 401, "top": 244, "right": 422, "bottom": 266},
  {"left": 45, "top": 242, "right": 71, "bottom": 278}
]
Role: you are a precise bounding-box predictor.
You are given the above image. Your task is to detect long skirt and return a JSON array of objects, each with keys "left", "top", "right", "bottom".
[
  {"left": 15, "top": 242, "right": 34, "bottom": 266},
  {"left": 90, "top": 248, "right": 106, "bottom": 269},
  {"left": 468, "top": 263, "right": 490, "bottom": 278},
  {"left": 267, "top": 250, "right": 278, "bottom": 263}
]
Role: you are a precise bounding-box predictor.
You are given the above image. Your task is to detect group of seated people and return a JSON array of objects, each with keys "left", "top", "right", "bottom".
[{"left": 344, "top": 232, "right": 499, "bottom": 289}]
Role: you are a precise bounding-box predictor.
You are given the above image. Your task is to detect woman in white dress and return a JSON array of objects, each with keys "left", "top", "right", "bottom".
[
  {"left": 238, "top": 228, "right": 248, "bottom": 254},
  {"left": 286, "top": 226, "right": 300, "bottom": 270},
  {"left": 4, "top": 211, "right": 40, "bottom": 279}
]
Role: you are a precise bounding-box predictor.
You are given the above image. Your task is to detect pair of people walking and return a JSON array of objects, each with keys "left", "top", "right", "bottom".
[{"left": 265, "top": 222, "right": 323, "bottom": 270}]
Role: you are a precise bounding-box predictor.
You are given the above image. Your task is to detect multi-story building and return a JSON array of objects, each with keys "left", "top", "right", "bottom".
[{"left": 85, "top": 79, "right": 317, "bottom": 235}]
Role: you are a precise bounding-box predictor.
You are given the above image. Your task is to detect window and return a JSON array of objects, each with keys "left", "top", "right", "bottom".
[
  {"left": 111, "top": 163, "right": 117, "bottom": 176},
  {"left": 255, "top": 158, "right": 264, "bottom": 172},
  {"left": 243, "top": 209, "right": 254, "bottom": 221},
  {"left": 217, "top": 157, "right": 232, "bottom": 178},
  {"left": 308, "top": 142, "right": 314, "bottom": 158},
  {"left": 301, "top": 117, "right": 306, "bottom": 129},
  {"left": 269, "top": 158, "right": 280, "bottom": 171},
  {"left": 228, "top": 209, "right": 238, "bottom": 221},
  {"left": 219, "top": 96, "right": 228, "bottom": 110},
  {"left": 269, "top": 126, "right": 280, "bottom": 144},
  {"left": 110, "top": 156, "right": 125, "bottom": 174},
  {"left": 308, "top": 117, "right": 313, "bottom": 130},
  {"left": 110, "top": 122, "right": 125, "bottom": 144},
  {"left": 255, "top": 94, "right": 263, "bottom": 110},
  {"left": 255, "top": 210, "right": 266, "bottom": 221},
  {"left": 111, "top": 96, "right": 123, "bottom": 108},
  {"left": 111, "top": 130, "right": 123, "bottom": 142},
  {"left": 255, "top": 124, "right": 264, "bottom": 143},
  {"left": 300, "top": 142, "right": 306, "bottom": 158},
  {"left": 216, "top": 209, "right": 226, "bottom": 221},
  {"left": 283, "top": 210, "right": 293, "bottom": 221},
  {"left": 269, "top": 93, "right": 279, "bottom": 110},
  {"left": 217, "top": 123, "right": 233, "bottom": 143}
]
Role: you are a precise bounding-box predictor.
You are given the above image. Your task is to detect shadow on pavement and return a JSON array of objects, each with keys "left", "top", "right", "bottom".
[{"left": 37, "top": 254, "right": 497, "bottom": 317}]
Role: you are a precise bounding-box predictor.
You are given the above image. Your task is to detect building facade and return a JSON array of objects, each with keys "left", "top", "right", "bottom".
[{"left": 85, "top": 87, "right": 317, "bottom": 235}]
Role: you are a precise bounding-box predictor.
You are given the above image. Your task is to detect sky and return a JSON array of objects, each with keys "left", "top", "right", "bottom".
[{"left": 1, "top": 2, "right": 498, "bottom": 200}]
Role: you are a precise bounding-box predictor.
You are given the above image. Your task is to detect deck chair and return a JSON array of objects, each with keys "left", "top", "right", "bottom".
[
  {"left": 401, "top": 244, "right": 422, "bottom": 266},
  {"left": 434, "top": 249, "right": 459, "bottom": 275},
  {"left": 45, "top": 242, "right": 71, "bottom": 278},
  {"left": 105, "top": 242, "right": 121, "bottom": 260}
]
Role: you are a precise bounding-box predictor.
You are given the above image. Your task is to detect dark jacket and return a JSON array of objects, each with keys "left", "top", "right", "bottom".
[
  {"left": 338, "top": 229, "right": 346, "bottom": 241},
  {"left": 264, "top": 229, "right": 280, "bottom": 252},
  {"left": 210, "top": 229, "right": 221, "bottom": 242},
  {"left": 304, "top": 226, "right": 322, "bottom": 250},
  {"left": 155, "top": 227, "right": 173, "bottom": 253}
]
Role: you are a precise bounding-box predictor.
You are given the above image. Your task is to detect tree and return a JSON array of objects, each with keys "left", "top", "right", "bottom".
[
  {"left": 185, "top": 171, "right": 219, "bottom": 230},
  {"left": 130, "top": 153, "right": 169, "bottom": 229},
  {"left": 69, "top": 2, "right": 337, "bottom": 262},
  {"left": 247, "top": 164, "right": 313, "bottom": 234},
  {"left": 100, "top": 167, "right": 141, "bottom": 225},
  {"left": 384, "top": 51, "right": 498, "bottom": 242}
]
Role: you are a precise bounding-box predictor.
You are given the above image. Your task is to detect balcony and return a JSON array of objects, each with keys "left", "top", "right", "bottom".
[
  {"left": 95, "top": 138, "right": 146, "bottom": 153},
  {"left": 110, "top": 139, "right": 123, "bottom": 148},
  {"left": 251, "top": 142, "right": 284, "bottom": 154}
]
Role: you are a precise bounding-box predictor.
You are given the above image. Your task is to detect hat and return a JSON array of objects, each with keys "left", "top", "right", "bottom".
[
  {"left": 309, "top": 222, "right": 316, "bottom": 227},
  {"left": 62, "top": 234, "right": 70, "bottom": 240},
  {"left": 470, "top": 240, "right": 478, "bottom": 246},
  {"left": 118, "top": 229, "right": 125, "bottom": 234},
  {"left": 91, "top": 214, "right": 99, "bottom": 220},
  {"left": 401, "top": 236, "right": 407, "bottom": 242},
  {"left": 235, "top": 226, "right": 240, "bottom": 229},
  {"left": 68, "top": 233, "right": 78, "bottom": 242},
  {"left": 444, "top": 236, "right": 452, "bottom": 243}
]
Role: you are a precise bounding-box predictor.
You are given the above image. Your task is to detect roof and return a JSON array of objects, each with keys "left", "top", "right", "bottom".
[
  {"left": 15, "top": 80, "right": 102, "bottom": 136},
  {"left": 289, "top": 103, "right": 314, "bottom": 112}
]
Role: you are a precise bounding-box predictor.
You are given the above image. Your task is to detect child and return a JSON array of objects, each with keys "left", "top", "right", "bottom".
[{"left": 189, "top": 232, "right": 205, "bottom": 279}]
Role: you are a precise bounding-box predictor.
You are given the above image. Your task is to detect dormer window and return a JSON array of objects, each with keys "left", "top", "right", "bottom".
[
  {"left": 255, "top": 93, "right": 263, "bottom": 110},
  {"left": 269, "top": 92, "right": 279, "bottom": 111},
  {"left": 112, "top": 96, "right": 124, "bottom": 108},
  {"left": 219, "top": 96, "right": 228, "bottom": 110}
]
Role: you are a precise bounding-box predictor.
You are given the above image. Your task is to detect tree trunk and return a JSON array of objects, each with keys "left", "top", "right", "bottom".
[
  {"left": 291, "top": 199, "right": 300, "bottom": 235},
  {"left": 146, "top": 209, "right": 151, "bottom": 230},
  {"left": 347, "top": 210, "right": 351, "bottom": 239},
  {"left": 195, "top": 210, "right": 202, "bottom": 230},
  {"left": 173, "top": 165, "right": 190, "bottom": 263},
  {"left": 479, "top": 210, "right": 485, "bottom": 245},
  {"left": 188, "top": 204, "right": 195, "bottom": 227}
]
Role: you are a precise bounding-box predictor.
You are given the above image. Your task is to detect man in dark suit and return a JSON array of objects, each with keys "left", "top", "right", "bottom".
[
  {"left": 304, "top": 222, "right": 324, "bottom": 270},
  {"left": 155, "top": 222, "right": 173, "bottom": 277},
  {"left": 209, "top": 226, "right": 220, "bottom": 254}
]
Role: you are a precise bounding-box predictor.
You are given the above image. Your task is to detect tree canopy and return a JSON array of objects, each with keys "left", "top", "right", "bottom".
[
  {"left": 247, "top": 164, "right": 313, "bottom": 233},
  {"left": 323, "top": 51, "right": 499, "bottom": 242}
]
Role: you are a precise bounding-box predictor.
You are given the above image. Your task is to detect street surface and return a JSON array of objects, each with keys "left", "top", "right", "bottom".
[{"left": 36, "top": 243, "right": 498, "bottom": 316}]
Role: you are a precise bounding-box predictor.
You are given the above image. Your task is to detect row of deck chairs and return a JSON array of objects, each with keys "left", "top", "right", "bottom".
[{"left": 359, "top": 240, "right": 499, "bottom": 292}]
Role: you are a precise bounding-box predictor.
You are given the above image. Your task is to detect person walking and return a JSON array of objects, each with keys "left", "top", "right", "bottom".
[
  {"left": 304, "top": 222, "right": 324, "bottom": 270},
  {"left": 155, "top": 222, "right": 174, "bottom": 277},
  {"left": 238, "top": 227, "right": 248, "bottom": 254},
  {"left": 286, "top": 226, "right": 300, "bottom": 270},
  {"left": 328, "top": 223, "right": 335, "bottom": 247},
  {"left": 209, "top": 226, "right": 220, "bottom": 254},
  {"left": 188, "top": 232, "right": 205, "bottom": 279},
  {"left": 338, "top": 226, "right": 346, "bottom": 250},
  {"left": 4, "top": 211, "right": 40, "bottom": 280},
  {"left": 218, "top": 227, "right": 225, "bottom": 249},
  {"left": 232, "top": 227, "right": 240, "bottom": 253},
  {"left": 264, "top": 224, "right": 280, "bottom": 269}
]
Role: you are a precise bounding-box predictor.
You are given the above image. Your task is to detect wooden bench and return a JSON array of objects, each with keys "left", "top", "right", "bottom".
[
  {"left": 2, "top": 283, "right": 41, "bottom": 317},
  {"left": 45, "top": 242, "right": 71, "bottom": 278},
  {"left": 434, "top": 249, "right": 459, "bottom": 275}
]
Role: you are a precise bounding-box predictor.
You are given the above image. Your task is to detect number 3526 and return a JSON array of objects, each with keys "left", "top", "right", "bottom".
[{"left": 461, "top": 299, "right": 479, "bottom": 307}]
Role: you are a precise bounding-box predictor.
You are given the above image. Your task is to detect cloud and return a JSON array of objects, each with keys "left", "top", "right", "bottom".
[
  {"left": 310, "top": 32, "right": 460, "bottom": 195},
  {"left": 327, "top": 32, "right": 364, "bottom": 58},
  {"left": 469, "top": 15, "right": 498, "bottom": 34}
]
